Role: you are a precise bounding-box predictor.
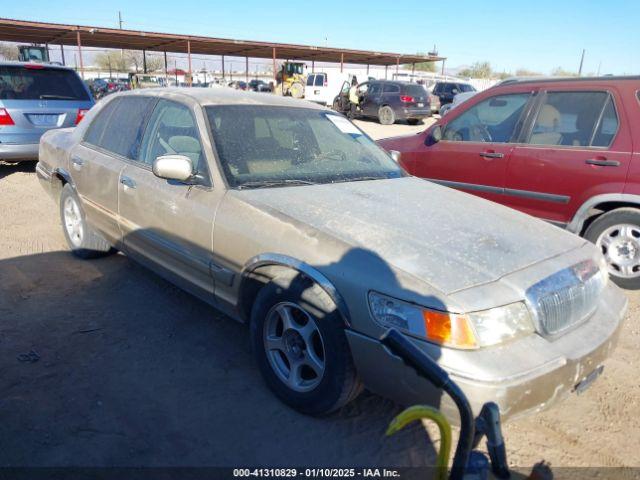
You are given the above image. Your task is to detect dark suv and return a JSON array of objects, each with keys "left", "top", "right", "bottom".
[
  {"left": 358, "top": 80, "right": 431, "bottom": 125},
  {"left": 380, "top": 76, "right": 640, "bottom": 288},
  {"left": 432, "top": 81, "right": 476, "bottom": 108}
]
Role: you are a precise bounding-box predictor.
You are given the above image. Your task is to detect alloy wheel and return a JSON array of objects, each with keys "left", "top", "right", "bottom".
[
  {"left": 63, "top": 196, "right": 84, "bottom": 247},
  {"left": 596, "top": 223, "right": 640, "bottom": 278},
  {"left": 263, "top": 302, "right": 326, "bottom": 393}
]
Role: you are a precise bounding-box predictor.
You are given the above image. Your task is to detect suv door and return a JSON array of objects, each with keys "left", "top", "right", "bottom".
[
  {"left": 118, "top": 98, "right": 223, "bottom": 302},
  {"left": 408, "top": 92, "right": 534, "bottom": 204},
  {"left": 361, "top": 82, "right": 382, "bottom": 116},
  {"left": 71, "top": 96, "right": 155, "bottom": 245},
  {"left": 505, "top": 89, "right": 632, "bottom": 225}
]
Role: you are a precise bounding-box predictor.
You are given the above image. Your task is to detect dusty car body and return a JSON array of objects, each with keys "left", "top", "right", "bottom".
[{"left": 36, "top": 88, "right": 627, "bottom": 420}]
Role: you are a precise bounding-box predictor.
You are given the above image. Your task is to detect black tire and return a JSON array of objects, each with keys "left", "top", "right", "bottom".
[
  {"left": 59, "top": 184, "right": 114, "bottom": 259},
  {"left": 378, "top": 105, "right": 396, "bottom": 125},
  {"left": 407, "top": 118, "right": 422, "bottom": 125},
  {"left": 584, "top": 207, "right": 640, "bottom": 289},
  {"left": 250, "top": 273, "right": 362, "bottom": 415}
]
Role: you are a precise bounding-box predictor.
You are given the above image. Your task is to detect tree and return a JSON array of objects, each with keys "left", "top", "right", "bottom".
[
  {"left": 0, "top": 42, "right": 19, "bottom": 61},
  {"left": 515, "top": 68, "right": 542, "bottom": 77},
  {"left": 551, "top": 66, "right": 578, "bottom": 77},
  {"left": 94, "top": 51, "right": 128, "bottom": 72},
  {"left": 125, "top": 50, "right": 163, "bottom": 73},
  {"left": 458, "top": 61, "right": 493, "bottom": 78},
  {"left": 405, "top": 52, "right": 436, "bottom": 73}
]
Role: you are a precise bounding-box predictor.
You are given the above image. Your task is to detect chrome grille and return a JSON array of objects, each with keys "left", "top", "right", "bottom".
[{"left": 525, "top": 260, "right": 606, "bottom": 336}]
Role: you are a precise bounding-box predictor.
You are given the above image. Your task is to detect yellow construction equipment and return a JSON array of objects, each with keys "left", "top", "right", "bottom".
[{"left": 274, "top": 61, "right": 306, "bottom": 98}]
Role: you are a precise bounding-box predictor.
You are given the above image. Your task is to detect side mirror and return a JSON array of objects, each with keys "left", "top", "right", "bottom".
[
  {"left": 152, "top": 154, "right": 194, "bottom": 182},
  {"left": 426, "top": 125, "right": 442, "bottom": 146},
  {"left": 452, "top": 88, "right": 459, "bottom": 95},
  {"left": 389, "top": 150, "right": 401, "bottom": 162}
]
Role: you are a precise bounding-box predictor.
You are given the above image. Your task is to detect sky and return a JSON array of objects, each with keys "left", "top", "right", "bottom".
[{"left": 2, "top": 0, "right": 638, "bottom": 75}]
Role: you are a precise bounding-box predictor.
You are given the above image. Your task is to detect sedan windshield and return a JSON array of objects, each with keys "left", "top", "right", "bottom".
[{"left": 205, "top": 105, "right": 403, "bottom": 188}]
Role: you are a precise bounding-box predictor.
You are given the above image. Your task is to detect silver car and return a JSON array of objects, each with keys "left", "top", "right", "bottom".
[
  {"left": 0, "top": 62, "right": 93, "bottom": 162},
  {"left": 36, "top": 88, "right": 627, "bottom": 419}
]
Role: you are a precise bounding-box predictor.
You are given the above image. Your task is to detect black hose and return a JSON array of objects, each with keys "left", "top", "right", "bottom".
[{"left": 380, "top": 329, "right": 474, "bottom": 480}]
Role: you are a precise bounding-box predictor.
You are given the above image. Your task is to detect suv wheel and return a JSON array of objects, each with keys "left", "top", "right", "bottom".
[
  {"left": 250, "top": 273, "right": 362, "bottom": 415},
  {"left": 378, "top": 105, "right": 395, "bottom": 125},
  {"left": 584, "top": 208, "right": 640, "bottom": 289},
  {"left": 407, "top": 119, "right": 422, "bottom": 126},
  {"left": 60, "top": 184, "right": 114, "bottom": 259}
]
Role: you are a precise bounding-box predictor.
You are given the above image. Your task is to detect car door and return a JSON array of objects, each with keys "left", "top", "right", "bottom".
[
  {"left": 70, "top": 96, "right": 154, "bottom": 246},
  {"left": 406, "top": 91, "right": 535, "bottom": 204},
  {"left": 361, "top": 82, "right": 382, "bottom": 116},
  {"left": 505, "top": 88, "right": 632, "bottom": 225},
  {"left": 118, "top": 98, "right": 224, "bottom": 303}
]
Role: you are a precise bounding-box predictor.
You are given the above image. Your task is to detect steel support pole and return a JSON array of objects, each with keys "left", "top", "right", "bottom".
[
  {"left": 311, "top": 60, "right": 314, "bottom": 73},
  {"left": 385, "top": 65, "right": 388, "bottom": 79},
  {"left": 187, "top": 40, "right": 192, "bottom": 86},
  {"left": 366, "top": 64, "right": 369, "bottom": 75},
  {"left": 411, "top": 62, "right": 415, "bottom": 79},
  {"left": 164, "top": 51, "right": 168, "bottom": 85},
  {"left": 340, "top": 53, "right": 344, "bottom": 73},
  {"left": 76, "top": 30, "right": 84, "bottom": 79},
  {"left": 60, "top": 44, "right": 65, "bottom": 66},
  {"left": 245, "top": 56, "right": 249, "bottom": 83},
  {"left": 143, "top": 50, "right": 147, "bottom": 74},
  {"left": 221, "top": 55, "right": 225, "bottom": 79},
  {"left": 272, "top": 47, "right": 277, "bottom": 82},
  {"left": 396, "top": 57, "right": 400, "bottom": 77}
]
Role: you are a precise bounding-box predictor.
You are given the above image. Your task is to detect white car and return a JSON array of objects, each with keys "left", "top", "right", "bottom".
[
  {"left": 305, "top": 72, "right": 355, "bottom": 106},
  {"left": 440, "top": 90, "right": 478, "bottom": 116}
]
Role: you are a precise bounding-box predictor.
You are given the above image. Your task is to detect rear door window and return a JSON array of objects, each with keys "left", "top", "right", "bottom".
[
  {"left": 527, "top": 91, "right": 610, "bottom": 147},
  {"left": 383, "top": 84, "right": 400, "bottom": 94},
  {"left": 314, "top": 74, "right": 325, "bottom": 87},
  {"left": 84, "top": 98, "right": 118, "bottom": 146},
  {"left": 0, "top": 65, "right": 89, "bottom": 101},
  {"left": 98, "top": 96, "right": 156, "bottom": 159},
  {"left": 306, "top": 75, "right": 315, "bottom": 87},
  {"left": 443, "top": 93, "right": 531, "bottom": 143},
  {"left": 591, "top": 95, "right": 619, "bottom": 147},
  {"left": 401, "top": 84, "right": 427, "bottom": 97}
]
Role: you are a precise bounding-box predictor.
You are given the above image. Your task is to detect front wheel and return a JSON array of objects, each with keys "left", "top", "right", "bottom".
[
  {"left": 250, "top": 274, "right": 362, "bottom": 415},
  {"left": 378, "top": 105, "right": 396, "bottom": 125},
  {"left": 407, "top": 118, "right": 422, "bottom": 125},
  {"left": 584, "top": 207, "right": 640, "bottom": 289},
  {"left": 60, "top": 184, "right": 114, "bottom": 259}
]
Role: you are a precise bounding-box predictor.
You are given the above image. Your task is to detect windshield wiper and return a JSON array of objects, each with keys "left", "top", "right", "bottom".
[
  {"left": 332, "top": 176, "right": 388, "bottom": 184},
  {"left": 39, "top": 94, "right": 76, "bottom": 100},
  {"left": 236, "top": 179, "right": 319, "bottom": 190}
]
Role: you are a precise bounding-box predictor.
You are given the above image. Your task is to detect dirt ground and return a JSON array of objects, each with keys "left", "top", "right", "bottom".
[{"left": 1, "top": 119, "right": 639, "bottom": 475}]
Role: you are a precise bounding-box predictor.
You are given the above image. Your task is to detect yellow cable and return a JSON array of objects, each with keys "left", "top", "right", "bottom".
[{"left": 386, "top": 405, "right": 452, "bottom": 480}]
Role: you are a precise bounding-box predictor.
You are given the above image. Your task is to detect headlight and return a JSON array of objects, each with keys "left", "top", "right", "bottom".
[{"left": 368, "top": 292, "right": 534, "bottom": 349}]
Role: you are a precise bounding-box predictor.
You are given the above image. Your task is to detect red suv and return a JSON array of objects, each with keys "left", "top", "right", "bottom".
[{"left": 379, "top": 76, "right": 640, "bottom": 288}]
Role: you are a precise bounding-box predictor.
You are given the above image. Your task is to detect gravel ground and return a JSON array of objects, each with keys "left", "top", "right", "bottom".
[{"left": 0, "top": 119, "right": 638, "bottom": 476}]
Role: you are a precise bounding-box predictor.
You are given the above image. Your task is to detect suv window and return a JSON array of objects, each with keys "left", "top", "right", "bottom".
[
  {"left": 139, "top": 99, "right": 207, "bottom": 178},
  {"left": 368, "top": 83, "right": 381, "bottom": 96},
  {"left": 306, "top": 75, "right": 315, "bottom": 87},
  {"left": 443, "top": 93, "right": 530, "bottom": 143},
  {"left": 528, "top": 91, "right": 611, "bottom": 147},
  {"left": 84, "top": 99, "right": 118, "bottom": 146},
  {"left": 458, "top": 84, "right": 475, "bottom": 93},
  {"left": 98, "top": 96, "right": 156, "bottom": 159},
  {"left": 0, "top": 65, "right": 90, "bottom": 101},
  {"left": 314, "top": 74, "right": 325, "bottom": 87},
  {"left": 383, "top": 84, "right": 400, "bottom": 94},
  {"left": 401, "top": 84, "right": 427, "bottom": 97},
  {"left": 592, "top": 95, "right": 618, "bottom": 147}
]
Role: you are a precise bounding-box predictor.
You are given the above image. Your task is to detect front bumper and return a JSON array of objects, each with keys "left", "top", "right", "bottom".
[
  {"left": 0, "top": 143, "right": 39, "bottom": 162},
  {"left": 346, "top": 282, "right": 627, "bottom": 423}
]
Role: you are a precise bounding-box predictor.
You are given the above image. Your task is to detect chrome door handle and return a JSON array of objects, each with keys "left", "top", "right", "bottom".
[
  {"left": 479, "top": 151, "right": 504, "bottom": 159},
  {"left": 71, "top": 156, "right": 84, "bottom": 170},
  {"left": 585, "top": 159, "right": 620, "bottom": 167},
  {"left": 120, "top": 176, "right": 136, "bottom": 189}
]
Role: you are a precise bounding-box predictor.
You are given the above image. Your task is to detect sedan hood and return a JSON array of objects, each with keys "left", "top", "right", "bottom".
[{"left": 234, "top": 177, "right": 586, "bottom": 294}]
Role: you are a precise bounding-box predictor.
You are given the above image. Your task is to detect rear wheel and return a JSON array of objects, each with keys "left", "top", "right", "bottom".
[
  {"left": 584, "top": 208, "right": 640, "bottom": 289},
  {"left": 250, "top": 274, "right": 362, "bottom": 415},
  {"left": 378, "top": 105, "right": 395, "bottom": 125},
  {"left": 60, "top": 184, "right": 114, "bottom": 259},
  {"left": 289, "top": 82, "right": 304, "bottom": 99}
]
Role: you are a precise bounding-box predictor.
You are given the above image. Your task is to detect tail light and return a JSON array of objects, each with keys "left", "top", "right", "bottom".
[
  {"left": 75, "top": 108, "right": 89, "bottom": 124},
  {"left": 323, "top": 77, "right": 328, "bottom": 87},
  {"left": 400, "top": 95, "right": 415, "bottom": 103},
  {"left": 0, "top": 108, "right": 15, "bottom": 126}
]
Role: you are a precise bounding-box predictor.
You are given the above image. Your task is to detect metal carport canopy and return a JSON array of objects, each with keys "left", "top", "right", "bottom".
[{"left": 0, "top": 18, "right": 444, "bottom": 66}]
